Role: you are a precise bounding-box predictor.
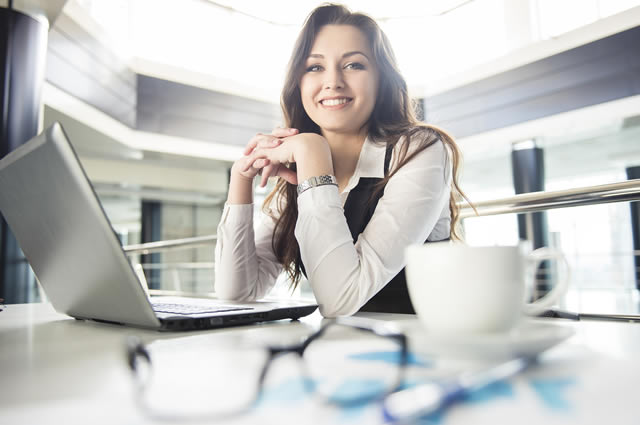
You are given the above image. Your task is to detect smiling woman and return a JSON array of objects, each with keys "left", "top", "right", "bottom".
[
  {"left": 214, "top": 4, "right": 472, "bottom": 317},
  {"left": 299, "top": 25, "right": 379, "bottom": 139}
]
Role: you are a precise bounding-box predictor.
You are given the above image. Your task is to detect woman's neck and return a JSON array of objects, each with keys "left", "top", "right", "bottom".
[{"left": 321, "top": 129, "right": 367, "bottom": 191}]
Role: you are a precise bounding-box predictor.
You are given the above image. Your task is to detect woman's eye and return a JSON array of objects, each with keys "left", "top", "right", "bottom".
[
  {"left": 345, "top": 62, "right": 364, "bottom": 70},
  {"left": 305, "top": 64, "right": 322, "bottom": 72}
]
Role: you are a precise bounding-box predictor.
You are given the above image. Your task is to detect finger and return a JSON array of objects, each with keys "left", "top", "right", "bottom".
[
  {"left": 250, "top": 147, "right": 271, "bottom": 162},
  {"left": 241, "top": 155, "right": 256, "bottom": 172},
  {"left": 240, "top": 155, "right": 255, "bottom": 173},
  {"left": 247, "top": 136, "right": 282, "bottom": 156},
  {"left": 256, "top": 159, "right": 269, "bottom": 169},
  {"left": 244, "top": 133, "right": 278, "bottom": 156},
  {"left": 242, "top": 156, "right": 269, "bottom": 173},
  {"left": 262, "top": 163, "right": 276, "bottom": 177},
  {"left": 277, "top": 166, "right": 298, "bottom": 185},
  {"left": 271, "top": 127, "right": 299, "bottom": 138},
  {"left": 243, "top": 133, "right": 263, "bottom": 156},
  {"left": 261, "top": 163, "right": 280, "bottom": 187},
  {"left": 261, "top": 138, "right": 283, "bottom": 149}
]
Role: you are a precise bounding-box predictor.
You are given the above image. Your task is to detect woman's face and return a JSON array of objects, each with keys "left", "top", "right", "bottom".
[{"left": 299, "top": 24, "right": 379, "bottom": 137}]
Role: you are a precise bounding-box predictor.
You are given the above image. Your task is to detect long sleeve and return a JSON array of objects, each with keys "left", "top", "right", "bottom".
[
  {"left": 295, "top": 140, "right": 451, "bottom": 317},
  {"left": 214, "top": 203, "right": 282, "bottom": 301}
]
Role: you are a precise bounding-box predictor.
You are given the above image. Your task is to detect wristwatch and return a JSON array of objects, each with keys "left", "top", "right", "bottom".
[{"left": 297, "top": 175, "right": 338, "bottom": 195}]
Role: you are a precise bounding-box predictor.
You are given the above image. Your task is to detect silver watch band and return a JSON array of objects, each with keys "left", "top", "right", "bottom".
[{"left": 297, "top": 175, "right": 338, "bottom": 195}]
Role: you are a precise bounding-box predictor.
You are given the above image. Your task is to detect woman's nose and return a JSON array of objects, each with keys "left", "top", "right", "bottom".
[{"left": 323, "top": 68, "right": 345, "bottom": 90}]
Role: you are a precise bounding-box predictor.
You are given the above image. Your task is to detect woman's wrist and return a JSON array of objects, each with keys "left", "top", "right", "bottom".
[
  {"left": 293, "top": 134, "right": 334, "bottom": 181},
  {"left": 227, "top": 163, "right": 254, "bottom": 204}
]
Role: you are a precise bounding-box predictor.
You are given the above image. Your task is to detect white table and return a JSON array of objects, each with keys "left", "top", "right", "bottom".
[{"left": 2, "top": 302, "right": 640, "bottom": 424}]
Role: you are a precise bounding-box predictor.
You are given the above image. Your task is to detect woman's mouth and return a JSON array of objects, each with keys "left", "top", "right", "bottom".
[{"left": 320, "top": 97, "right": 353, "bottom": 108}]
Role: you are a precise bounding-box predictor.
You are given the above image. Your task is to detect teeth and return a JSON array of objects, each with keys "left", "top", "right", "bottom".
[{"left": 322, "top": 98, "right": 349, "bottom": 106}]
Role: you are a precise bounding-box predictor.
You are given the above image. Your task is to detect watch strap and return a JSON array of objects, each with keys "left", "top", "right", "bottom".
[{"left": 297, "top": 175, "right": 338, "bottom": 195}]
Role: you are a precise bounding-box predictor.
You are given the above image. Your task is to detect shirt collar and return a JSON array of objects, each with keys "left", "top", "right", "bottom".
[
  {"left": 342, "top": 137, "right": 386, "bottom": 195},
  {"left": 354, "top": 136, "right": 386, "bottom": 179}
]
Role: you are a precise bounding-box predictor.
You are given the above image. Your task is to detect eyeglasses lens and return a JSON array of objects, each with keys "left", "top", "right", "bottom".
[
  {"left": 303, "top": 324, "right": 403, "bottom": 405},
  {"left": 138, "top": 341, "right": 269, "bottom": 417}
]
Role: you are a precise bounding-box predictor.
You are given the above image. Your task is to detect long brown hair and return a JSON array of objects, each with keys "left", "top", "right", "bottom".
[{"left": 264, "top": 3, "right": 472, "bottom": 288}]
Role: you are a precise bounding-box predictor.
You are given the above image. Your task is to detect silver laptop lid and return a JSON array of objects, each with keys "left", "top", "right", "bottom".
[{"left": 0, "top": 123, "right": 160, "bottom": 328}]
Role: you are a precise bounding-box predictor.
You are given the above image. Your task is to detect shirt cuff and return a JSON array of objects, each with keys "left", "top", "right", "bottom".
[{"left": 297, "top": 184, "right": 341, "bottom": 212}]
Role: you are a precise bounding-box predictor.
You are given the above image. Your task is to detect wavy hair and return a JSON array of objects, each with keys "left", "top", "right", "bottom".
[{"left": 263, "top": 3, "right": 473, "bottom": 288}]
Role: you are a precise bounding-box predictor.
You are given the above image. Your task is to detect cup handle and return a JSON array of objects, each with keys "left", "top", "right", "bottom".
[{"left": 522, "top": 247, "right": 571, "bottom": 316}]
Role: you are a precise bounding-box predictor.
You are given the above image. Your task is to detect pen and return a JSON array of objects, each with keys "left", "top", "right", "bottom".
[
  {"left": 537, "top": 309, "right": 580, "bottom": 320},
  {"left": 382, "top": 356, "right": 536, "bottom": 424},
  {"left": 537, "top": 309, "right": 640, "bottom": 323}
]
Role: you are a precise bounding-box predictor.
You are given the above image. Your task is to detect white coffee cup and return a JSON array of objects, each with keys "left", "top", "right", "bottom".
[{"left": 405, "top": 242, "right": 570, "bottom": 334}]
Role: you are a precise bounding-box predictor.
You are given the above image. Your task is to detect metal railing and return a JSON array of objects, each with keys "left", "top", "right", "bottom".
[
  {"left": 123, "top": 234, "right": 217, "bottom": 254},
  {"left": 122, "top": 179, "right": 640, "bottom": 254},
  {"left": 134, "top": 262, "right": 215, "bottom": 293},
  {"left": 459, "top": 179, "right": 640, "bottom": 219}
]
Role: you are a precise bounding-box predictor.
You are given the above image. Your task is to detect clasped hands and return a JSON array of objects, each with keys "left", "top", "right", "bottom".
[{"left": 234, "top": 127, "right": 331, "bottom": 188}]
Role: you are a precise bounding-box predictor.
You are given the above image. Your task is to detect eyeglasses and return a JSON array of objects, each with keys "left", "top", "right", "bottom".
[{"left": 126, "top": 316, "right": 408, "bottom": 421}]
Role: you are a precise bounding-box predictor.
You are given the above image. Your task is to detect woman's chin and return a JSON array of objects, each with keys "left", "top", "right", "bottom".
[{"left": 317, "top": 124, "right": 363, "bottom": 136}]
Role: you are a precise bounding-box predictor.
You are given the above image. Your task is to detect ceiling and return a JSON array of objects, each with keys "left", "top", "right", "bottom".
[
  {"left": 71, "top": 0, "right": 640, "bottom": 102},
  {"left": 38, "top": 0, "right": 640, "bottom": 217},
  {"left": 206, "top": 0, "right": 473, "bottom": 26}
]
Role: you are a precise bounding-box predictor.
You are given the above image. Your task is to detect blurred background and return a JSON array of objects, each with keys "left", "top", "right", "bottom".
[{"left": 1, "top": 0, "right": 639, "bottom": 311}]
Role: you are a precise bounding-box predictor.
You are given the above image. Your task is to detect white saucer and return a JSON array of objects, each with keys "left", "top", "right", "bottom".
[{"left": 400, "top": 319, "right": 575, "bottom": 360}]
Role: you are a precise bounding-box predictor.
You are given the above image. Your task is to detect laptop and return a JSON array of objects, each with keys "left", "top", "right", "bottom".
[{"left": 0, "top": 122, "right": 317, "bottom": 330}]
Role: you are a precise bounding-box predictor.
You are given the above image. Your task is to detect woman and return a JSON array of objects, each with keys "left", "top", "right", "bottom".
[{"left": 215, "top": 4, "right": 469, "bottom": 317}]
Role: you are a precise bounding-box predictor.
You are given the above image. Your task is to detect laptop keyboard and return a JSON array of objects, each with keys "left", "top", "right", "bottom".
[{"left": 152, "top": 302, "right": 252, "bottom": 315}]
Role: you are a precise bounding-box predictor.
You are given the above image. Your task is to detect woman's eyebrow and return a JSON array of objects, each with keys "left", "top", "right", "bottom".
[
  {"left": 343, "top": 51, "right": 370, "bottom": 60},
  {"left": 307, "top": 51, "right": 370, "bottom": 60}
]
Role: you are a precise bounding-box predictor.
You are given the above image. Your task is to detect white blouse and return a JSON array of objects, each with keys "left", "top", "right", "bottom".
[{"left": 214, "top": 136, "right": 452, "bottom": 317}]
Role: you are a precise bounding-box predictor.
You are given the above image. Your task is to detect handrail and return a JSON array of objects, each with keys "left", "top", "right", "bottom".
[
  {"left": 458, "top": 179, "right": 640, "bottom": 219},
  {"left": 123, "top": 235, "right": 217, "bottom": 254},
  {"left": 137, "top": 262, "right": 215, "bottom": 269},
  {"left": 122, "top": 179, "right": 640, "bottom": 254}
]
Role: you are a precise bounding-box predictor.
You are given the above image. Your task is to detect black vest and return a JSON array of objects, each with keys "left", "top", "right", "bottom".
[{"left": 300, "top": 146, "right": 447, "bottom": 314}]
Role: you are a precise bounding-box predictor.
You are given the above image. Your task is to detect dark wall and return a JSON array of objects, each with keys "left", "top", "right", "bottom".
[
  {"left": 1, "top": 8, "right": 48, "bottom": 156},
  {"left": 46, "top": 13, "right": 283, "bottom": 146},
  {"left": 424, "top": 25, "right": 640, "bottom": 138},
  {"left": 1, "top": 8, "right": 48, "bottom": 303},
  {"left": 46, "top": 12, "right": 137, "bottom": 127},
  {"left": 136, "top": 75, "right": 281, "bottom": 146}
]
